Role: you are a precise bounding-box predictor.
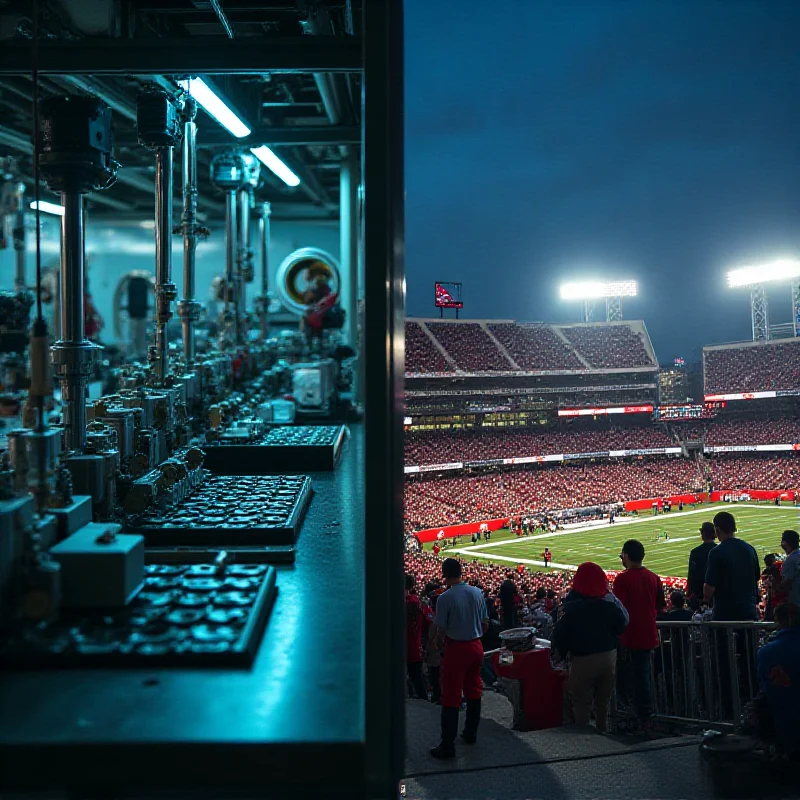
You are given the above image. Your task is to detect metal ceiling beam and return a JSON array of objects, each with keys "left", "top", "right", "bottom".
[
  {"left": 0, "top": 38, "right": 361, "bottom": 75},
  {"left": 119, "top": 125, "right": 361, "bottom": 148}
]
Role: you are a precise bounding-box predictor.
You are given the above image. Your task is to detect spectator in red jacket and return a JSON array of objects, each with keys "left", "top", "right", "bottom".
[
  {"left": 613, "top": 539, "right": 666, "bottom": 722},
  {"left": 405, "top": 574, "right": 428, "bottom": 699}
]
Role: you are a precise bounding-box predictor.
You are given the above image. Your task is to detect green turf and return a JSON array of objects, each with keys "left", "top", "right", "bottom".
[{"left": 432, "top": 503, "right": 800, "bottom": 577}]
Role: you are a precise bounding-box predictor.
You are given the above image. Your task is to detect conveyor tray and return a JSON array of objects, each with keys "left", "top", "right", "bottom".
[
  {"left": 203, "top": 424, "right": 347, "bottom": 473},
  {"left": 125, "top": 474, "right": 312, "bottom": 548},
  {"left": 0, "top": 563, "right": 276, "bottom": 668}
]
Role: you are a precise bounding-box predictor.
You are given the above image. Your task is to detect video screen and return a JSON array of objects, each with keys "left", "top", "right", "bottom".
[{"left": 434, "top": 281, "right": 463, "bottom": 309}]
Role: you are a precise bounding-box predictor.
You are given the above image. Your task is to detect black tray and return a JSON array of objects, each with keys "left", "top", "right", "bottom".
[
  {"left": 0, "top": 563, "right": 277, "bottom": 668},
  {"left": 125, "top": 474, "right": 312, "bottom": 549},
  {"left": 203, "top": 424, "right": 347, "bottom": 473}
]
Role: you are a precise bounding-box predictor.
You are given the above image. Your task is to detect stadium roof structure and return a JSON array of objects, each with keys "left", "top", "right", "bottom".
[{"left": 404, "top": 318, "right": 658, "bottom": 379}]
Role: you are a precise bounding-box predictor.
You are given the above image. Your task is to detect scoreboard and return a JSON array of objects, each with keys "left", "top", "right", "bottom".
[{"left": 655, "top": 402, "right": 726, "bottom": 420}]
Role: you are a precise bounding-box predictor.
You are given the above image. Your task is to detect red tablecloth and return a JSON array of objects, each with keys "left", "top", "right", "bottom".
[{"left": 492, "top": 646, "right": 567, "bottom": 730}]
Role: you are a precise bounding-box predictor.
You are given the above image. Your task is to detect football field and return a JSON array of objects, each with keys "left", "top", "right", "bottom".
[{"left": 434, "top": 504, "right": 799, "bottom": 578}]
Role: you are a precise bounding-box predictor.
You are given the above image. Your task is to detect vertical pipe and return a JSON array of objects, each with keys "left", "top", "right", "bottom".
[
  {"left": 179, "top": 102, "right": 199, "bottom": 366},
  {"left": 258, "top": 201, "right": 271, "bottom": 340},
  {"left": 340, "top": 152, "right": 359, "bottom": 349},
  {"left": 154, "top": 147, "right": 174, "bottom": 383},
  {"left": 224, "top": 188, "right": 237, "bottom": 332},
  {"left": 59, "top": 191, "right": 86, "bottom": 452},
  {"left": 237, "top": 186, "right": 250, "bottom": 343},
  {"left": 14, "top": 182, "right": 25, "bottom": 292},
  {"left": 60, "top": 193, "right": 84, "bottom": 344}
]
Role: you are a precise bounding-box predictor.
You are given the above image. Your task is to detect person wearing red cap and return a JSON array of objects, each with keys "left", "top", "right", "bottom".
[{"left": 551, "top": 562, "right": 628, "bottom": 731}]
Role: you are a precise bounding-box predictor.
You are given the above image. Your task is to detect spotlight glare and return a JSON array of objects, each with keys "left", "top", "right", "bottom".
[
  {"left": 726, "top": 259, "right": 800, "bottom": 288},
  {"left": 560, "top": 280, "right": 638, "bottom": 300}
]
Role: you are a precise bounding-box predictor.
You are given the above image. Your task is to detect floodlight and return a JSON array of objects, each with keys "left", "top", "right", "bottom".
[
  {"left": 178, "top": 77, "right": 251, "bottom": 139},
  {"left": 559, "top": 280, "right": 638, "bottom": 300},
  {"left": 726, "top": 259, "right": 800, "bottom": 288},
  {"left": 250, "top": 145, "right": 301, "bottom": 188},
  {"left": 30, "top": 200, "right": 65, "bottom": 216}
]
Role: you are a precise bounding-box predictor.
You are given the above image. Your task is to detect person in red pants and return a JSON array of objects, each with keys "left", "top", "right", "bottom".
[{"left": 429, "top": 558, "right": 489, "bottom": 759}]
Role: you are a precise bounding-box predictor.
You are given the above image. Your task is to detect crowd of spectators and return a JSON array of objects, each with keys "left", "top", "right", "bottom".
[
  {"left": 707, "top": 454, "right": 800, "bottom": 490},
  {"left": 404, "top": 458, "right": 704, "bottom": 532},
  {"left": 408, "top": 320, "right": 657, "bottom": 373},
  {"left": 404, "top": 425, "right": 674, "bottom": 466},
  {"left": 560, "top": 325, "right": 654, "bottom": 369},
  {"left": 704, "top": 418, "right": 800, "bottom": 446},
  {"left": 405, "top": 321, "right": 453, "bottom": 374},
  {"left": 704, "top": 342, "right": 800, "bottom": 394},
  {"left": 487, "top": 323, "right": 584, "bottom": 371},
  {"left": 426, "top": 323, "right": 514, "bottom": 372}
]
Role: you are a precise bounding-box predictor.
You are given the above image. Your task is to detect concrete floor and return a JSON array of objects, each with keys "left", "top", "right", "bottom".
[{"left": 403, "top": 692, "right": 800, "bottom": 800}]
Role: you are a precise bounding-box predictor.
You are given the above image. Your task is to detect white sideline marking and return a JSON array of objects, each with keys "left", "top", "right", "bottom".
[
  {"left": 451, "top": 503, "right": 798, "bottom": 555},
  {"left": 450, "top": 551, "right": 579, "bottom": 571}
]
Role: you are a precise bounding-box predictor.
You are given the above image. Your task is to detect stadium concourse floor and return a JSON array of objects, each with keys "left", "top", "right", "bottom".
[{"left": 402, "top": 692, "right": 800, "bottom": 800}]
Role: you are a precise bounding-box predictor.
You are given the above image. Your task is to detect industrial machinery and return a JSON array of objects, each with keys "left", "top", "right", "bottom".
[{"left": 0, "top": 86, "right": 359, "bottom": 670}]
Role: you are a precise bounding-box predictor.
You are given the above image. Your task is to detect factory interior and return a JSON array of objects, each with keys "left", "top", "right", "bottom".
[{"left": 0, "top": 2, "right": 405, "bottom": 798}]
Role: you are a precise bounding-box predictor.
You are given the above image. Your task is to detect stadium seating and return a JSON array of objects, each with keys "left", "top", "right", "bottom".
[
  {"left": 426, "top": 322, "right": 513, "bottom": 372},
  {"left": 403, "top": 457, "right": 703, "bottom": 532},
  {"left": 704, "top": 342, "right": 800, "bottom": 394},
  {"left": 405, "top": 320, "right": 657, "bottom": 373},
  {"left": 706, "top": 454, "right": 800, "bottom": 490},
  {"left": 488, "top": 323, "right": 583, "bottom": 370},
  {"left": 704, "top": 418, "right": 800, "bottom": 446},
  {"left": 560, "top": 325, "right": 654, "bottom": 369},
  {"left": 404, "top": 425, "right": 673, "bottom": 466},
  {"left": 405, "top": 321, "right": 453, "bottom": 373}
]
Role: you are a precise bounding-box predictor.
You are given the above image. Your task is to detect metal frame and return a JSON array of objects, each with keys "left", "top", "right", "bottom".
[
  {"left": 606, "top": 296, "right": 623, "bottom": 321},
  {"left": 792, "top": 279, "right": 800, "bottom": 337},
  {"left": 0, "top": 38, "right": 361, "bottom": 74},
  {"left": 363, "top": 0, "right": 406, "bottom": 794},
  {"left": 0, "top": 2, "right": 404, "bottom": 797},
  {"left": 750, "top": 283, "right": 769, "bottom": 341}
]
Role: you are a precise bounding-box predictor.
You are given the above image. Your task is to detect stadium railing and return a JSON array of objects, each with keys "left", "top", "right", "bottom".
[{"left": 639, "top": 621, "right": 775, "bottom": 731}]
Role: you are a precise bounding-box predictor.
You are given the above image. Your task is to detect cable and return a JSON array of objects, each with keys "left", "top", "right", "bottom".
[{"left": 31, "top": 0, "right": 43, "bottom": 323}]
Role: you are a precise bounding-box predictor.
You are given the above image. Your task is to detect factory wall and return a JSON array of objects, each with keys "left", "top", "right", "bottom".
[{"left": 1, "top": 215, "right": 339, "bottom": 344}]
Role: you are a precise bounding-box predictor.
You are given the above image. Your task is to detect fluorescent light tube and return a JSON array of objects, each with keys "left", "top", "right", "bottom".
[
  {"left": 178, "top": 77, "right": 251, "bottom": 139},
  {"left": 250, "top": 145, "right": 301, "bottom": 188},
  {"left": 30, "top": 200, "right": 65, "bottom": 216}
]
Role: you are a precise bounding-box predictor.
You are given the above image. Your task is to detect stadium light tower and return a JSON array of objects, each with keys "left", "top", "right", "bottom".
[
  {"left": 726, "top": 259, "right": 800, "bottom": 341},
  {"left": 559, "top": 280, "right": 638, "bottom": 322}
]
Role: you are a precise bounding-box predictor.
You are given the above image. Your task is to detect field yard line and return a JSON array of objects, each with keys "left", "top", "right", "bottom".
[
  {"left": 456, "top": 503, "right": 798, "bottom": 554},
  {"left": 450, "top": 550, "right": 579, "bottom": 570}
]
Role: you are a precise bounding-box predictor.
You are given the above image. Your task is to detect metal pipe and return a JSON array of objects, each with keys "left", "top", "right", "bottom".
[
  {"left": 237, "top": 186, "right": 252, "bottom": 342},
  {"left": 224, "top": 188, "right": 237, "bottom": 328},
  {"left": 153, "top": 147, "right": 175, "bottom": 383},
  {"left": 340, "top": 153, "right": 359, "bottom": 349},
  {"left": 57, "top": 192, "right": 88, "bottom": 452},
  {"left": 13, "top": 181, "right": 25, "bottom": 291},
  {"left": 177, "top": 100, "right": 201, "bottom": 366},
  {"left": 61, "top": 193, "right": 84, "bottom": 344},
  {"left": 258, "top": 201, "right": 271, "bottom": 340}
]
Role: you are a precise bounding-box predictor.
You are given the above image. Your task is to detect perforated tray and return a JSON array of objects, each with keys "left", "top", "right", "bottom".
[
  {"left": 0, "top": 562, "right": 276, "bottom": 668},
  {"left": 203, "top": 424, "right": 346, "bottom": 473},
  {"left": 125, "top": 474, "right": 312, "bottom": 549}
]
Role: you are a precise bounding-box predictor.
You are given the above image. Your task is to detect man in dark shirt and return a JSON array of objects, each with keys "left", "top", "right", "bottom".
[
  {"left": 498, "top": 573, "right": 518, "bottom": 631},
  {"left": 704, "top": 511, "right": 760, "bottom": 621},
  {"left": 687, "top": 522, "right": 717, "bottom": 599},
  {"left": 704, "top": 511, "right": 761, "bottom": 714}
]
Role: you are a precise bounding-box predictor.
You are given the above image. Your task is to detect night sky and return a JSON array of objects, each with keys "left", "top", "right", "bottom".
[{"left": 404, "top": 0, "right": 800, "bottom": 363}]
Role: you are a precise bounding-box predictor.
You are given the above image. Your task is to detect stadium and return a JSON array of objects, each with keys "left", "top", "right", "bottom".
[{"left": 404, "top": 275, "right": 800, "bottom": 604}]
